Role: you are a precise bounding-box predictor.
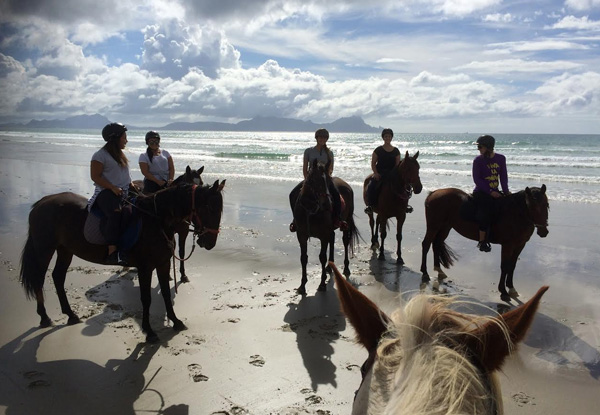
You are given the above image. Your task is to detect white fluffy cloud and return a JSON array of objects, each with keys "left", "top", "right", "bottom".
[
  {"left": 564, "top": 0, "right": 600, "bottom": 11},
  {"left": 550, "top": 15, "right": 600, "bottom": 30}
]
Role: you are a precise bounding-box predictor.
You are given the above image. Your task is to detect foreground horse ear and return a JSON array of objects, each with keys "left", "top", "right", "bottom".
[
  {"left": 330, "top": 262, "right": 389, "bottom": 351},
  {"left": 218, "top": 179, "right": 226, "bottom": 192},
  {"left": 198, "top": 166, "right": 204, "bottom": 175},
  {"left": 541, "top": 184, "right": 546, "bottom": 193},
  {"left": 470, "top": 286, "right": 549, "bottom": 372}
]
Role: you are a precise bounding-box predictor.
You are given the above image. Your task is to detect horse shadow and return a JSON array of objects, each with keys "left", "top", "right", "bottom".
[
  {"left": 283, "top": 278, "right": 347, "bottom": 392},
  {"left": 367, "top": 251, "right": 432, "bottom": 297},
  {"left": 80, "top": 267, "right": 182, "bottom": 338},
  {"left": 0, "top": 327, "right": 188, "bottom": 415}
]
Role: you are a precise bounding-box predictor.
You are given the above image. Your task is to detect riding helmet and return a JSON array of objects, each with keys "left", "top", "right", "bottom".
[
  {"left": 381, "top": 128, "right": 394, "bottom": 138},
  {"left": 102, "top": 122, "right": 127, "bottom": 142},
  {"left": 476, "top": 134, "right": 495, "bottom": 150},
  {"left": 145, "top": 130, "right": 161, "bottom": 145},
  {"left": 315, "top": 128, "right": 329, "bottom": 139}
]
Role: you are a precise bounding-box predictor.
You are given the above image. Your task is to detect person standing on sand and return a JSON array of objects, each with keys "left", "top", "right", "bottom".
[
  {"left": 472, "top": 134, "right": 510, "bottom": 253},
  {"left": 88, "top": 122, "right": 138, "bottom": 265},
  {"left": 364, "top": 128, "right": 402, "bottom": 214},
  {"left": 289, "top": 128, "right": 347, "bottom": 232},
  {"left": 139, "top": 131, "right": 175, "bottom": 193}
]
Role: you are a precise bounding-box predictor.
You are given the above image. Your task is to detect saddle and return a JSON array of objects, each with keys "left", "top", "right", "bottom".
[
  {"left": 83, "top": 203, "right": 142, "bottom": 251},
  {"left": 459, "top": 194, "right": 502, "bottom": 224}
]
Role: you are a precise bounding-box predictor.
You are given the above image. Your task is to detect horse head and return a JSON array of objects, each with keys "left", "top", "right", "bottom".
[
  {"left": 192, "top": 180, "right": 225, "bottom": 250},
  {"left": 299, "top": 160, "right": 331, "bottom": 214},
  {"left": 397, "top": 150, "right": 423, "bottom": 195},
  {"left": 525, "top": 184, "right": 549, "bottom": 237},
  {"left": 330, "top": 262, "right": 548, "bottom": 415}
]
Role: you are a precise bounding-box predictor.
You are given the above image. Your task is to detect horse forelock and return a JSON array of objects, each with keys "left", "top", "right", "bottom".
[{"left": 363, "top": 295, "right": 505, "bottom": 415}]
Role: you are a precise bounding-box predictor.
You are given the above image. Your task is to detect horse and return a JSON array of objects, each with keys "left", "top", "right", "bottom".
[
  {"left": 290, "top": 159, "right": 359, "bottom": 295},
  {"left": 420, "top": 185, "right": 549, "bottom": 301},
  {"left": 363, "top": 151, "right": 422, "bottom": 264},
  {"left": 133, "top": 165, "right": 204, "bottom": 282},
  {"left": 331, "top": 262, "right": 548, "bottom": 415},
  {"left": 19, "top": 180, "right": 225, "bottom": 342}
]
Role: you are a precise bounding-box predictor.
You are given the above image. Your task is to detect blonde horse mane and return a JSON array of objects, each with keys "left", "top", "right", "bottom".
[{"left": 368, "top": 295, "right": 507, "bottom": 415}]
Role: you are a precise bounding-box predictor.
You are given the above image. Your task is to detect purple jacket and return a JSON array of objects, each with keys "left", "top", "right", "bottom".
[{"left": 472, "top": 152, "right": 509, "bottom": 194}]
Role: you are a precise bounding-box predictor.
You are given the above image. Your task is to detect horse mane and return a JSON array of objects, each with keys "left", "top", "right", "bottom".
[{"left": 373, "top": 296, "right": 507, "bottom": 415}]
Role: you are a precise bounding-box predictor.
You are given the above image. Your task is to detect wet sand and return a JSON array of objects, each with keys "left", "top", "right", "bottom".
[{"left": 0, "top": 156, "right": 599, "bottom": 414}]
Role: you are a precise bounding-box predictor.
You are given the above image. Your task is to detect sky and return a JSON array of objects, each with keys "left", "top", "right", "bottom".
[{"left": 0, "top": 0, "right": 599, "bottom": 134}]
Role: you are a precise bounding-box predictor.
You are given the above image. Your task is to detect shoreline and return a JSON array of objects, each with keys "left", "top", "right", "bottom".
[{"left": 1, "top": 157, "right": 599, "bottom": 414}]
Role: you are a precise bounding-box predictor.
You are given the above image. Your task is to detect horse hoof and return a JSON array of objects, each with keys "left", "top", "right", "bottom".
[
  {"left": 500, "top": 293, "right": 512, "bottom": 302},
  {"left": 67, "top": 316, "right": 81, "bottom": 325},
  {"left": 146, "top": 333, "right": 160, "bottom": 343},
  {"left": 508, "top": 288, "right": 520, "bottom": 298},
  {"left": 317, "top": 284, "right": 327, "bottom": 292},
  {"left": 432, "top": 280, "right": 440, "bottom": 291},
  {"left": 371, "top": 243, "right": 379, "bottom": 250},
  {"left": 378, "top": 255, "right": 385, "bottom": 261},
  {"left": 173, "top": 321, "right": 187, "bottom": 331},
  {"left": 343, "top": 268, "right": 351, "bottom": 277},
  {"left": 325, "top": 266, "right": 333, "bottom": 275},
  {"left": 296, "top": 287, "right": 306, "bottom": 295},
  {"left": 421, "top": 273, "right": 430, "bottom": 283},
  {"left": 39, "top": 317, "right": 53, "bottom": 328},
  {"left": 396, "top": 257, "right": 404, "bottom": 265},
  {"left": 180, "top": 275, "right": 190, "bottom": 283}
]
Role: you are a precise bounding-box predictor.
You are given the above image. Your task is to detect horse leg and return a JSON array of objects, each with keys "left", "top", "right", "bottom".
[
  {"left": 325, "top": 230, "right": 334, "bottom": 275},
  {"left": 137, "top": 267, "right": 159, "bottom": 343},
  {"left": 506, "top": 243, "right": 526, "bottom": 299},
  {"left": 378, "top": 217, "right": 387, "bottom": 261},
  {"left": 395, "top": 215, "right": 406, "bottom": 265},
  {"left": 432, "top": 226, "right": 452, "bottom": 280},
  {"left": 52, "top": 247, "right": 80, "bottom": 325},
  {"left": 368, "top": 212, "right": 378, "bottom": 250},
  {"left": 498, "top": 245, "right": 512, "bottom": 302},
  {"left": 318, "top": 237, "right": 329, "bottom": 292},
  {"left": 420, "top": 230, "right": 435, "bottom": 282},
  {"left": 342, "top": 227, "right": 351, "bottom": 277},
  {"left": 156, "top": 261, "right": 187, "bottom": 332},
  {"left": 297, "top": 236, "right": 309, "bottom": 295},
  {"left": 178, "top": 227, "right": 189, "bottom": 283}
]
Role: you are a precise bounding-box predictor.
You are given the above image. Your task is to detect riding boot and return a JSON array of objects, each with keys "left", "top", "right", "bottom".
[
  {"left": 406, "top": 205, "right": 413, "bottom": 213},
  {"left": 477, "top": 241, "right": 491, "bottom": 252},
  {"left": 289, "top": 221, "right": 296, "bottom": 232}
]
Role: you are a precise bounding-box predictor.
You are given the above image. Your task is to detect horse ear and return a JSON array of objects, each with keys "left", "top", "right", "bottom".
[
  {"left": 186, "top": 166, "right": 192, "bottom": 175},
  {"left": 526, "top": 187, "right": 531, "bottom": 195},
  {"left": 218, "top": 179, "right": 226, "bottom": 192},
  {"left": 541, "top": 184, "right": 546, "bottom": 193},
  {"left": 330, "top": 262, "right": 389, "bottom": 351},
  {"left": 404, "top": 150, "right": 409, "bottom": 159},
  {"left": 468, "top": 286, "right": 548, "bottom": 372},
  {"left": 211, "top": 180, "right": 219, "bottom": 190},
  {"left": 198, "top": 166, "right": 204, "bottom": 175},
  {"left": 414, "top": 151, "right": 419, "bottom": 159}
]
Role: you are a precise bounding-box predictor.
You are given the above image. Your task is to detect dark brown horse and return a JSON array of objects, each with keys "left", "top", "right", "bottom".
[
  {"left": 19, "top": 181, "right": 225, "bottom": 342},
  {"left": 134, "top": 165, "right": 204, "bottom": 282},
  {"left": 290, "top": 159, "right": 359, "bottom": 295},
  {"left": 420, "top": 185, "right": 549, "bottom": 301},
  {"left": 363, "top": 151, "right": 422, "bottom": 264}
]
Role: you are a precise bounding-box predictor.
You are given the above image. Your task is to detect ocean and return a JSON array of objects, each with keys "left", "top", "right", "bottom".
[{"left": 1, "top": 129, "right": 599, "bottom": 204}]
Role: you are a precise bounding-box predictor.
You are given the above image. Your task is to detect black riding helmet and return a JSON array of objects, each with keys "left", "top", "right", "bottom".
[
  {"left": 476, "top": 134, "right": 495, "bottom": 150},
  {"left": 315, "top": 128, "right": 329, "bottom": 139},
  {"left": 102, "top": 122, "right": 127, "bottom": 142},
  {"left": 381, "top": 128, "right": 393, "bottom": 138},
  {"left": 145, "top": 130, "right": 161, "bottom": 145}
]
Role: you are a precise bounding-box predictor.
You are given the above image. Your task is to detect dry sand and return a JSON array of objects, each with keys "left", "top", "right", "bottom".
[{"left": 1, "top": 157, "right": 599, "bottom": 414}]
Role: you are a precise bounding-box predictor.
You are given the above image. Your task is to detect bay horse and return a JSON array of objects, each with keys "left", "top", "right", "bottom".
[
  {"left": 331, "top": 262, "right": 548, "bottom": 415},
  {"left": 363, "top": 151, "right": 422, "bottom": 264},
  {"left": 290, "top": 159, "right": 359, "bottom": 295},
  {"left": 19, "top": 180, "right": 225, "bottom": 342},
  {"left": 134, "top": 165, "right": 204, "bottom": 282},
  {"left": 420, "top": 185, "right": 549, "bottom": 301}
]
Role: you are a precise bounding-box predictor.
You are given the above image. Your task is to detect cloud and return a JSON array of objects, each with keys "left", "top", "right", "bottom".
[
  {"left": 486, "top": 40, "right": 589, "bottom": 54},
  {"left": 549, "top": 15, "right": 600, "bottom": 31},
  {"left": 564, "top": 0, "right": 600, "bottom": 11},
  {"left": 483, "top": 13, "right": 513, "bottom": 23},
  {"left": 456, "top": 59, "right": 583, "bottom": 75},
  {"left": 528, "top": 71, "right": 600, "bottom": 115}
]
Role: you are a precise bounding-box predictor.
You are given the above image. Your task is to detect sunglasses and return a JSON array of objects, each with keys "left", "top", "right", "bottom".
[{"left": 148, "top": 139, "right": 160, "bottom": 145}]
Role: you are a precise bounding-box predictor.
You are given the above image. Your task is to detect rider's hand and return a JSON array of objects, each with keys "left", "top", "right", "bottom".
[
  {"left": 157, "top": 180, "right": 167, "bottom": 187},
  {"left": 490, "top": 191, "right": 501, "bottom": 198},
  {"left": 373, "top": 173, "right": 381, "bottom": 180},
  {"left": 111, "top": 185, "right": 123, "bottom": 196}
]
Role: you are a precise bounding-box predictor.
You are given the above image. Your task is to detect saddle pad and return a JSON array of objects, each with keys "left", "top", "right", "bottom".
[{"left": 83, "top": 206, "right": 142, "bottom": 251}]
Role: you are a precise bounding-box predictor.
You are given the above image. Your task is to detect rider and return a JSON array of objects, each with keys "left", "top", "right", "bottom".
[
  {"left": 289, "top": 128, "right": 346, "bottom": 232},
  {"left": 139, "top": 131, "right": 175, "bottom": 193},
  {"left": 364, "top": 128, "right": 401, "bottom": 214},
  {"left": 472, "top": 134, "right": 510, "bottom": 252},
  {"left": 88, "top": 122, "right": 137, "bottom": 265}
]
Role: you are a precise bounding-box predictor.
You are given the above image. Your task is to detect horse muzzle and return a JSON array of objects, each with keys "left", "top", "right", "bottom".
[{"left": 536, "top": 226, "right": 549, "bottom": 237}]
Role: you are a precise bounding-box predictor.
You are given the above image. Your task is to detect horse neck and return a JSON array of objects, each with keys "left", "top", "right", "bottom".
[{"left": 138, "top": 185, "right": 193, "bottom": 223}]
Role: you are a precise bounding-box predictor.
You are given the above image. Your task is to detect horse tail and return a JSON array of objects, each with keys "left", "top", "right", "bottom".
[
  {"left": 19, "top": 229, "right": 47, "bottom": 300},
  {"left": 347, "top": 214, "right": 361, "bottom": 255},
  {"left": 434, "top": 239, "right": 458, "bottom": 269}
]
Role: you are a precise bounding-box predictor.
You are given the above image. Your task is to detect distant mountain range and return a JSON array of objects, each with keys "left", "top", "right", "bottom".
[{"left": 0, "top": 113, "right": 381, "bottom": 133}]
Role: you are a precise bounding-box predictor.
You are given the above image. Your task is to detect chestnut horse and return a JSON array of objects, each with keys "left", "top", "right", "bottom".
[
  {"left": 19, "top": 181, "right": 225, "bottom": 342},
  {"left": 420, "top": 185, "right": 549, "bottom": 301},
  {"left": 134, "top": 165, "right": 204, "bottom": 282},
  {"left": 363, "top": 151, "right": 422, "bottom": 264},
  {"left": 290, "top": 159, "right": 359, "bottom": 295},
  {"left": 331, "top": 262, "right": 548, "bottom": 415}
]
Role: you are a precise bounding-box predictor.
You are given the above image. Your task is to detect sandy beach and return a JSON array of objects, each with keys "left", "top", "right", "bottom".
[{"left": 1, "top": 155, "right": 599, "bottom": 415}]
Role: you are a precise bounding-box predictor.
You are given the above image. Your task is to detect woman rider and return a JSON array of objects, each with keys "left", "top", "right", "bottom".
[
  {"left": 289, "top": 128, "right": 346, "bottom": 232},
  {"left": 364, "top": 128, "right": 401, "bottom": 214},
  {"left": 472, "top": 134, "right": 510, "bottom": 252},
  {"left": 139, "top": 131, "right": 175, "bottom": 193},
  {"left": 88, "top": 123, "right": 137, "bottom": 265}
]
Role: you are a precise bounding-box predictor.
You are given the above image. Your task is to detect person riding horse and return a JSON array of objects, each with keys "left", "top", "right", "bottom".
[
  {"left": 364, "top": 128, "right": 401, "bottom": 214},
  {"left": 139, "top": 130, "right": 175, "bottom": 193},
  {"left": 289, "top": 128, "right": 347, "bottom": 232},
  {"left": 472, "top": 134, "right": 510, "bottom": 252},
  {"left": 88, "top": 122, "right": 139, "bottom": 265}
]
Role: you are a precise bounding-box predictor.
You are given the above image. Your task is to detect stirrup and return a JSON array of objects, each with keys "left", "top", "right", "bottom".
[
  {"left": 477, "top": 241, "right": 491, "bottom": 252},
  {"left": 289, "top": 222, "right": 296, "bottom": 232},
  {"left": 406, "top": 205, "right": 413, "bottom": 214},
  {"left": 364, "top": 206, "right": 373, "bottom": 214}
]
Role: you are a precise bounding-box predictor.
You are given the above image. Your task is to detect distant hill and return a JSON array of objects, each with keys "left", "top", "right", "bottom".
[{"left": 0, "top": 114, "right": 380, "bottom": 133}]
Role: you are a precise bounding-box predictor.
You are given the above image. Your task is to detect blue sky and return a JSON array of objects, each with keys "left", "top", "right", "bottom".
[{"left": 0, "top": 0, "right": 598, "bottom": 133}]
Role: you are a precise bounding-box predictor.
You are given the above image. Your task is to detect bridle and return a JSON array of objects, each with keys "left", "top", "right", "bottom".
[{"left": 189, "top": 184, "right": 220, "bottom": 237}]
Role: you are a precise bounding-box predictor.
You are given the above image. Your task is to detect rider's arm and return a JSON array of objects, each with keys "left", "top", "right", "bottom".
[
  {"left": 167, "top": 156, "right": 175, "bottom": 183},
  {"left": 500, "top": 156, "right": 510, "bottom": 194},
  {"left": 91, "top": 160, "right": 121, "bottom": 196},
  {"left": 302, "top": 149, "right": 310, "bottom": 179},
  {"left": 328, "top": 150, "right": 334, "bottom": 176},
  {"left": 139, "top": 161, "right": 160, "bottom": 184},
  {"left": 371, "top": 151, "right": 378, "bottom": 175}
]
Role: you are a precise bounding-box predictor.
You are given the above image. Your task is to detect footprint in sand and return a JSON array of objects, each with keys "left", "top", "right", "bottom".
[
  {"left": 512, "top": 392, "right": 535, "bottom": 406},
  {"left": 249, "top": 355, "right": 265, "bottom": 367},
  {"left": 210, "top": 407, "right": 249, "bottom": 415},
  {"left": 187, "top": 363, "right": 209, "bottom": 382}
]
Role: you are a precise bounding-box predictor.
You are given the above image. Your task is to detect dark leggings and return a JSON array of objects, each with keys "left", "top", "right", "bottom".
[
  {"left": 143, "top": 178, "right": 163, "bottom": 194},
  {"left": 473, "top": 191, "right": 497, "bottom": 232},
  {"left": 289, "top": 177, "right": 342, "bottom": 219},
  {"left": 93, "top": 189, "right": 122, "bottom": 245}
]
